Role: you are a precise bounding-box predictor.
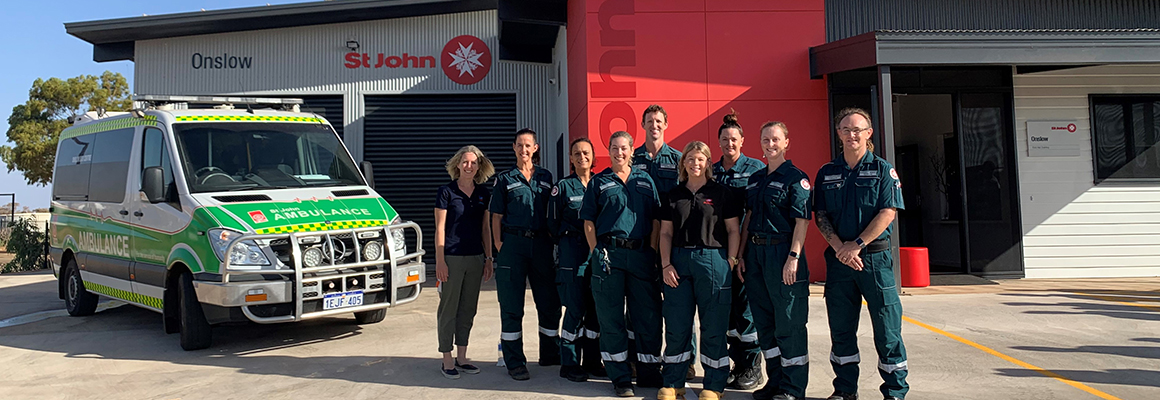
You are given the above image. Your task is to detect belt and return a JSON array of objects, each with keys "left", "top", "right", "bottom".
[
  {"left": 503, "top": 226, "right": 544, "bottom": 239},
  {"left": 599, "top": 235, "right": 643, "bottom": 250},
  {"left": 749, "top": 235, "right": 786, "bottom": 246},
  {"left": 559, "top": 230, "right": 583, "bottom": 238},
  {"left": 861, "top": 239, "right": 891, "bottom": 254}
]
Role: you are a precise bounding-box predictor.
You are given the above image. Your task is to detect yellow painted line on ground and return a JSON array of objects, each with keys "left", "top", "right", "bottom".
[
  {"left": 902, "top": 315, "right": 1122, "bottom": 400},
  {"left": 1068, "top": 292, "right": 1160, "bottom": 312}
]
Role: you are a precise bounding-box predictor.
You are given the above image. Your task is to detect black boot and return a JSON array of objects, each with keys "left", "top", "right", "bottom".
[
  {"left": 560, "top": 365, "right": 589, "bottom": 382},
  {"left": 752, "top": 360, "right": 779, "bottom": 400},
  {"left": 729, "top": 357, "right": 764, "bottom": 390}
]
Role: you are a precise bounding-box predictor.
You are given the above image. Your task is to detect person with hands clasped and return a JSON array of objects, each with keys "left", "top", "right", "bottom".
[
  {"left": 736, "top": 122, "right": 812, "bottom": 400},
  {"left": 814, "top": 108, "right": 909, "bottom": 400},
  {"left": 549, "top": 137, "right": 607, "bottom": 382},
  {"left": 657, "top": 141, "right": 742, "bottom": 400},
  {"left": 434, "top": 145, "right": 495, "bottom": 380},
  {"left": 581, "top": 130, "right": 665, "bottom": 397}
]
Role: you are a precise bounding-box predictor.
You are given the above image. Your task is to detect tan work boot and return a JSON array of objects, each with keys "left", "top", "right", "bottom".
[
  {"left": 698, "top": 389, "right": 723, "bottom": 400},
  {"left": 658, "top": 387, "right": 687, "bottom": 400}
]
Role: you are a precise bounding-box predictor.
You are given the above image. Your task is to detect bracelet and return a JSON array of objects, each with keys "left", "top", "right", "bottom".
[
  {"left": 663, "top": 264, "right": 674, "bottom": 270},
  {"left": 485, "top": 256, "right": 494, "bottom": 261}
]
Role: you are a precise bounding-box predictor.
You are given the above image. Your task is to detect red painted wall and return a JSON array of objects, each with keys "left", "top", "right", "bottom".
[{"left": 568, "top": 0, "right": 832, "bottom": 281}]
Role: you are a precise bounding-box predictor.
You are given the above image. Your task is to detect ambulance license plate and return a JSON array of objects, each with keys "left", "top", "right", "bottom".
[{"left": 323, "top": 291, "right": 364, "bottom": 310}]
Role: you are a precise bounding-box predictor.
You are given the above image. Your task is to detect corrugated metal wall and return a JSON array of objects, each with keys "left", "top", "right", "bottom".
[
  {"left": 134, "top": 9, "right": 559, "bottom": 169},
  {"left": 826, "top": 0, "right": 1160, "bottom": 41},
  {"left": 1014, "top": 64, "right": 1160, "bottom": 278}
]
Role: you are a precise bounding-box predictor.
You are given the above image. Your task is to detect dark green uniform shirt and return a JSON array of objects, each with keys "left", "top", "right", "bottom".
[
  {"left": 490, "top": 166, "right": 554, "bottom": 232},
  {"left": 580, "top": 167, "right": 660, "bottom": 240},
  {"left": 713, "top": 153, "right": 766, "bottom": 191},
  {"left": 812, "top": 151, "right": 904, "bottom": 242},
  {"left": 745, "top": 160, "right": 811, "bottom": 237},
  {"left": 548, "top": 173, "right": 589, "bottom": 237},
  {"left": 633, "top": 143, "right": 682, "bottom": 197}
]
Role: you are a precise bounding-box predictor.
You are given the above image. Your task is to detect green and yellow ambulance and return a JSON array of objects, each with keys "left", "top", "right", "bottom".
[{"left": 49, "top": 96, "right": 425, "bottom": 350}]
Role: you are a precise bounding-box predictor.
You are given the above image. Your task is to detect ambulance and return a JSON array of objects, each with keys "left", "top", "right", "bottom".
[{"left": 48, "top": 96, "right": 425, "bottom": 350}]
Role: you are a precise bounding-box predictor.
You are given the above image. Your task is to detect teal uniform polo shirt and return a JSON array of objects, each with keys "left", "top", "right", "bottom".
[
  {"left": 746, "top": 160, "right": 812, "bottom": 237},
  {"left": 713, "top": 154, "right": 766, "bottom": 191},
  {"left": 548, "top": 173, "right": 589, "bottom": 237},
  {"left": 490, "top": 166, "right": 554, "bottom": 232},
  {"left": 633, "top": 143, "right": 682, "bottom": 197},
  {"left": 812, "top": 151, "right": 904, "bottom": 241},
  {"left": 580, "top": 167, "right": 661, "bottom": 241}
]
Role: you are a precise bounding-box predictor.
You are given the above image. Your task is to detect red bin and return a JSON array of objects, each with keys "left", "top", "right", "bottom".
[{"left": 898, "top": 247, "right": 930, "bottom": 288}]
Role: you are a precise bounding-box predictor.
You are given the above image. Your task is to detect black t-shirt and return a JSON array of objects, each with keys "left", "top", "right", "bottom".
[
  {"left": 435, "top": 181, "right": 491, "bottom": 256},
  {"left": 661, "top": 180, "right": 743, "bottom": 248}
]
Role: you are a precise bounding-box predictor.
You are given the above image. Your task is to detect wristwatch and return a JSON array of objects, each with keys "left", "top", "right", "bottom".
[
  {"left": 787, "top": 251, "right": 799, "bottom": 259},
  {"left": 855, "top": 237, "right": 867, "bottom": 248},
  {"left": 729, "top": 256, "right": 740, "bottom": 265}
]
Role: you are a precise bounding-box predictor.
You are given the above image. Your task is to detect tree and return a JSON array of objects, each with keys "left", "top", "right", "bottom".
[{"left": 0, "top": 71, "right": 132, "bottom": 186}]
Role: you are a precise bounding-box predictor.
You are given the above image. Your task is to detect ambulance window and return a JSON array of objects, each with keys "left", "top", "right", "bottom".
[
  {"left": 87, "top": 128, "right": 134, "bottom": 203},
  {"left": 52, "top": 134, "right": 94, "bottom": 201},
  {"left": 141, "top": 128, "right": 176, "bottom": 204}
]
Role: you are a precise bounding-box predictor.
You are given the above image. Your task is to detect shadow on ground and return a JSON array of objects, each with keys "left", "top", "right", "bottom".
[
  {"left": 998, "top": 292, "right": 1160, "bottom": 322},
  {"left": 995, "top": 368, "right": 1160, "bottom": 389}
]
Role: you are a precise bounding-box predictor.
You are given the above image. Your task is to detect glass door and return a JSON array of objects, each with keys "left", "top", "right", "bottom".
[{"left": 957, "top": 93, "right": 1023, "bottom": 275}]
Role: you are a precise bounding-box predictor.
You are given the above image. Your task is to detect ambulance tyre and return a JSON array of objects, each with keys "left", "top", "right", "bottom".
[
  {"left": 178, "top": 272, "right": 213, "bottom": 350},
  {"left": 354, "top": 309, "right": 386, "bottom": 324},
  {"left": 64, "top": 259, "right": 98, "bottom": 316}
]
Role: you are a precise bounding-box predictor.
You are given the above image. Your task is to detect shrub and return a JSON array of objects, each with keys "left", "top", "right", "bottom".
[{"left": 1, "top": 218, "right": 47, "bottom": 274}]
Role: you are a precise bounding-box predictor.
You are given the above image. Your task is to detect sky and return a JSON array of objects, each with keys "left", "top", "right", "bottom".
[{"left": 0, "top": 0, "right": 303, "bottom": 209}]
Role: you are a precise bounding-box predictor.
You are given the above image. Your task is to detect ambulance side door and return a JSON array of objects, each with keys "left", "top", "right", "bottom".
[{"left": 128, "top": 126, "right": 186, "bottom": 308}]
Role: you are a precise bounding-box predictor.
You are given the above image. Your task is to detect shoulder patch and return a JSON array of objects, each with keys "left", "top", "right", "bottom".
[
  {"left": 889, "top": 168, "right": 899, "bottom": 180},
  {"left": 551, "top": 186, "right": 560, "bottom": 196},
  {"left": 800, "top": 179, "right": 811, "bottom": 191}
]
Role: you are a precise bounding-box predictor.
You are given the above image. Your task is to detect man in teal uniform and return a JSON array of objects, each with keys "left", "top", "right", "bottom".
[
  {"left": 813, "top": 108, "right": 908, "bottom": 400},
  {"left": 713, "top": 124, "right": 767, "bottom": 390},
  {"left": 633, "top": 104, "right": 683, "bottom": 196},
  {"left": 490, "top": 129, "right": 562, "bottom": 381},
  {"left": 582, "top": 130, "right": 665, "bottom": 396}
]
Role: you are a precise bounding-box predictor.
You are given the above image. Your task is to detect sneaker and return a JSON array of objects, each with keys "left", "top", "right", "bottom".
[
  {"left": 440, "top": 365, "right": 460, "bottom": 380},
  {"left": 615, "top": 382, "right": 636, "bottom": 397},
  {"left": 508, "top": 365, "right": 531, "bottom": 381},
  {"left": 454, "top": 359, "right": 480, "bottom": 375},
  {"left": 560, "top": 365, "right": 589, "bottom": 382},
  {"left": 826, "top": 392, "right": 858, "bottom": 400}
]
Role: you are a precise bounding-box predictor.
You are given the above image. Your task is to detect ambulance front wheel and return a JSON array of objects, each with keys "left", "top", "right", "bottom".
[
  {"left": 354, "top": 308, "right": 386, "bottom": 324},
  {"left": 178, "top": 272, "right": 213, "bottom": 350},
  {"left": 63, "top": 259, "right": 98, "bottom": 316}
]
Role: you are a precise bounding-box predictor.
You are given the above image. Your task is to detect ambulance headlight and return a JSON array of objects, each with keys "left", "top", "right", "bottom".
[
  {"left": 302, "top": 247, "right": 325, "bottom": 268},
  {"left": 362, "top": 240, "right": 384, "bottom": 261},
  {"left": 209, "top": 228, "right": 272, "bottom": 268},
  {"left": 391, "top": 228, "right": 406, "bottom": 254}
]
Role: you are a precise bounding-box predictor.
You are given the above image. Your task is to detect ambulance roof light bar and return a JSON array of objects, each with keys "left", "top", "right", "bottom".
[{"left": 133, "top": 95, "right": 303, "bottom": 112}]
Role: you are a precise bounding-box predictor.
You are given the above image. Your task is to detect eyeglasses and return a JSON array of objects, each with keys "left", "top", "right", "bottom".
[{"left": 838, "top": 127, "right": 870, "bottom": 135}]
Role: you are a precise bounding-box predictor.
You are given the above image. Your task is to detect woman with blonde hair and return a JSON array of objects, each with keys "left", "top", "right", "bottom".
[
  {"left": 657, "top": 141, "right": 743, "bottom": 400},
  {"left": 434, "top": 145, "right": 495, "bottom": 379}
]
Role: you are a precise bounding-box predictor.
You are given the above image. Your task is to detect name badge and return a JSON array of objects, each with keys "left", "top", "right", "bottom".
[
  {"left": 599, "top": 181, "right": 617, "bottom": 192},
  {"left": 569, "top": 195, "right": 584, "bottom": 202},
  {"left": 659, "top": 163, "right": 676, "bottom": 170},
  {"left": 745, "top": 183, "right": 758, "bottom": 190},
  {"left": 859, "top": 170, "right": 879, "bottom": 177},
  {"left": 739, "top": 172, "right": 752, "bottom": 178},
  {"left": 539, "top": 181, "right": 551, "bottom": 189},
  {"left": 768, "top": 181, "right": 785, "bottom": 189},
  {"left": 824, "top": 174, "right": 842, "bottom": 181},
  {"left": 636, "top": 181, "right": 653, "bottom": 190},
  {"left": 506, "top": 182, "right": 523, "bottom": 191},
  {"left": 633, "top": 164, "right": 648, "bottom": 171}
]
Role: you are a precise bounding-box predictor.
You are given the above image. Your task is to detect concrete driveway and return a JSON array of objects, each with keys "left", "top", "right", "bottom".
[{"left": 0, "top": 270, "right": 1157, "bottom": 400}]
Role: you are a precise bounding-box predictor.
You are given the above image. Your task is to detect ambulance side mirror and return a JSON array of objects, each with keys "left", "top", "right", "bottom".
[
  {"left": 360, "top": 161, "right": 376, "bottom": 190},
  {"left": 142, "top": 166, "right": 166, "bottom": 203}
]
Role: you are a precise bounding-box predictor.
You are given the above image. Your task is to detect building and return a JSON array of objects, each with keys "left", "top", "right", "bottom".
[{"left": 67, "top": 0, "right": 1160, "bottom": 279}]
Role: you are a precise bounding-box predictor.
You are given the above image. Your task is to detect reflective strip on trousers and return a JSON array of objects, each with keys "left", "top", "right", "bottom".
[
  {"left": 762, "top": 347, "right": 781, "bottom": 359},
  {"left": 879, "top": 359, "right": 908, "bottom": 374},
  {"left": 560, "top": 329, "right": 579, "bottom": 342},
  {"left": 830, "top": 352, "right": 860, "bottom": 365},
  {"left": 539, "top": 326, "right": 559, "bottom": 337},
  {"left": 602, "top": 351, "right": 628, "bottom": 362},
  {"left": 627, "top": 329, "right": 635, "bottom": 340},
  {"left": 738, "top": 332, "right": 758, "bottom": 343},
  {"left": 727, "top": 329, "right": 740, "bottom": 338},
  {"left": 700, "top": 354, "right": 730, "bottom": 369},
  {"left": 584, "top": 328, "right": 600, "bottom": 339},
  {"left": 501, "top": 331, "right": 522, "bottom": 341},
  {"left": 663, "top": 351, "right": 692, "bottom": 364},
  {"left": 781, "top": 355, "right": 809, "bottom": 367},
  {"left": 638, "top": 353, "right": 662, "bottom": 364}
]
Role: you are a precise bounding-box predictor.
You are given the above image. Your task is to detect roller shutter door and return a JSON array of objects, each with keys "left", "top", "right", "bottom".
[{"left": 363, "top": 94, "right": 517, "bottom": 268}]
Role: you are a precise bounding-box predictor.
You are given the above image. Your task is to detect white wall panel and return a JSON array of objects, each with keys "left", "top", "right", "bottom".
[{"left": 1014, "top": 64, "right": 1160, "bottom": 278}]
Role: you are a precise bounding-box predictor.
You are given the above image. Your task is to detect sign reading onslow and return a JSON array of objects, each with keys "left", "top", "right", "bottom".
[{"left": 1027, "top": 120, "right": 1079, "bottom": 157}]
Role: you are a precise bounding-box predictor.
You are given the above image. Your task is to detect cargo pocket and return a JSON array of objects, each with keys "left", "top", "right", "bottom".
[
  {"left": 854, "top": 178, "right": 878, "bottom": 206},
  {"left": 495, "top": 265, "right": 512, "bottom": 283},
  {"left": 556, "top": 266, "right": 575, "bottom": 284},
  {"left": 780, "top": 280, "right": 809, "bottom": 299},
  {"left": 872, "top": 259, "right": 900, "bottom": 306}
]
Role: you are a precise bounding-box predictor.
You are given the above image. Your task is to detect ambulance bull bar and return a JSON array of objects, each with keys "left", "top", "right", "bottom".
[{"left": 194, "top": 221, "right": 425, "bottom": 324}]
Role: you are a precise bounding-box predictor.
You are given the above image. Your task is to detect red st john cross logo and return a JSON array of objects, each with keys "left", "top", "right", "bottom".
[
  {"left": 249, "top": 210, "right": 268, "bottom": 224},
  {"left": 442, "top": 35, "right": 492, "bottom": 85}
]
